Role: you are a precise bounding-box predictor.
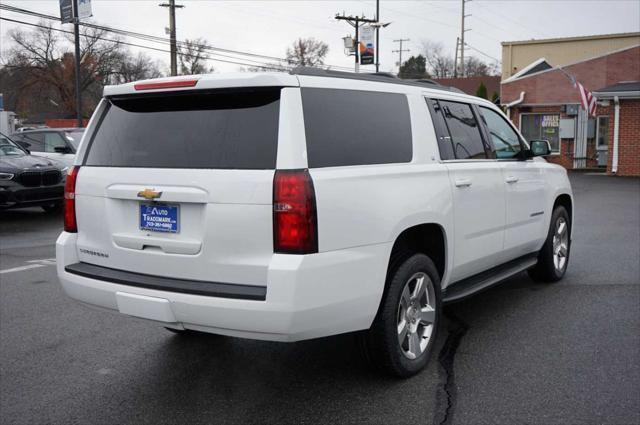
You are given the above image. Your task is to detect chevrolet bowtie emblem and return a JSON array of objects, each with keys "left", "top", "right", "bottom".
[{"left": 137, "top": 188, "right": 162, "bottom": 200}]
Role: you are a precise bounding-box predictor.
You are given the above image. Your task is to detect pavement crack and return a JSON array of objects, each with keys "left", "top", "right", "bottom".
[{"left": 434, "top": 310, "right": 469, "bottom": 425}]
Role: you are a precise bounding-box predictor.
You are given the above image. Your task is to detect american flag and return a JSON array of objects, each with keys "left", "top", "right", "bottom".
[{"left": 576, "top": 81, "right": 597, "bottom": 117}]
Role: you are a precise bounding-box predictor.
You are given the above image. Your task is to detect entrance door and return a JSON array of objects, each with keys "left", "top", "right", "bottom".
[
  {"left": 574, "top": 108, "right": 588, "bottom": 169},
  {"left": 596, "top": 116, "right": 609, "bottom": 167}
]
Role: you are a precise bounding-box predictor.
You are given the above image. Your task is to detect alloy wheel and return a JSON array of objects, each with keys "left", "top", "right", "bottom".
[
  {"left": 397, "top": 272, "right": 436, "bottom": 360},
  {"left": 552, "top": 217, "right": 569, "bottom": 272}
]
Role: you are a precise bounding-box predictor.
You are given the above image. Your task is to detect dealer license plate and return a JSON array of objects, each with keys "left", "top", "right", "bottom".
[{"left": 139, "top": 203, "right": 179, "bottom": 233}]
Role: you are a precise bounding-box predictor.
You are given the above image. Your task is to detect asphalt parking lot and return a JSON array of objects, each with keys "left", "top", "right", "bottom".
[{"left": 1, "top": 173, "right": 638, "bottom": 425}]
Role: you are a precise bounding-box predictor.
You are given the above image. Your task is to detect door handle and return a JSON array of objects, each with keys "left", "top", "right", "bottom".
[
  {"left": 505, "top": 176, "right": 519, "bottom": 184},
  {"left": 454, "top": 178, "right": 472, "bottom": 188}
]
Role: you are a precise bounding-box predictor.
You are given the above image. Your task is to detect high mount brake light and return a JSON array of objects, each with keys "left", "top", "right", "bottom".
[
  {"left": 134, "top": 79, "right": 199, "bottom": 91},
  {"left": 273, "top": 169, "right": 318, "bottom": 254},
  {"left": 64, "top": 166, "right": 79, "bottom": 233}
]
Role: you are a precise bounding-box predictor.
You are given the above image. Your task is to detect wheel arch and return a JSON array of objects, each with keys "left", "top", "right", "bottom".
[{"left": 387, "top": 223, "right": 447, "bottom": 283}]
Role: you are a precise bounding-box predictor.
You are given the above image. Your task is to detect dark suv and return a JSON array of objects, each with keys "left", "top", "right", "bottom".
[{"left": 0, "top": 132, "right": 66, "bottom": 212}]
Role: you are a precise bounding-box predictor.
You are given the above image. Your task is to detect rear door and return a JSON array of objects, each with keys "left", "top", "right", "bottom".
[
  {"left": 427, "top": 98, "right": 506, "bottom": 282},
  {"left": 74, "top": 87, "right": 283, "bottom": 287}
]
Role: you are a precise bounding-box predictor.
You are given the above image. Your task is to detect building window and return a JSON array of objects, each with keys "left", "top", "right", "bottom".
[
  {"left": 520, "top": 113, "right": 560, "bottom": 153},
  {"left": 596, "top": 116, "right": 609, "bottom": 149}
]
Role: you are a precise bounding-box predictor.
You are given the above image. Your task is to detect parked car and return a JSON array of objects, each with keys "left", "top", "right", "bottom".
[
  {"left": 56, "top": 70, "right": 573, "bottom": 377},
  {"left": 11, "top": 128, "right": 84, "bottom": 167},
  {"left": 0, "top": 132, "right": 66, "bottom": 212}
]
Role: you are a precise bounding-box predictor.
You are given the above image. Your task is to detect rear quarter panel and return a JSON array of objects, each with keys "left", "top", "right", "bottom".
[{"left": 306, "top": 90, "right": 454, "bottom": 286}]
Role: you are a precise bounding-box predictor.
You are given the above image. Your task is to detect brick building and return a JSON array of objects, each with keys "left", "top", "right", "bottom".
[
  {"left": 501, "top": 40, "right": 640, "bottom": 176},
  {"left": 432, "top": 76, "right": 501, "bottom": 101}
]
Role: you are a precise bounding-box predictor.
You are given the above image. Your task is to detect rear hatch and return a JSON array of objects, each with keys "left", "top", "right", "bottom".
[{"left": 74, "top": 87, "right": 282, "bottom": 287}]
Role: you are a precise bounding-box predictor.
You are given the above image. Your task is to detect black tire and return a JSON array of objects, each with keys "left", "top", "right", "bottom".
[
  {"left": 528, "top": 206, "right": 571, "bottom": 283},
  {"left": 363, "top": 253, "right": 442, "bottom": 378},
  {"left": 41, "top": 202, "right": 62, "bottom": 213}
]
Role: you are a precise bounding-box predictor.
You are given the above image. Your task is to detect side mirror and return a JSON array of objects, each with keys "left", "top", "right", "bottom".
[
  {"left": 17, "top": 141, "right": 31, "bottom": 150},
  {"left": 529, "top": 140, "right": 552, "bottom": 157},
  {"left": 54, "top": 146, "right": 73, "bottom": 154}
]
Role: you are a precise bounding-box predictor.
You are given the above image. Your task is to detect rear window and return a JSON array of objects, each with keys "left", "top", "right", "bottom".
[
  {"left": 84, "top": 89, "right": 281, "bottom": 169},
  {"left": 301, "top": 88, "right": 412, "bottom": 168}
]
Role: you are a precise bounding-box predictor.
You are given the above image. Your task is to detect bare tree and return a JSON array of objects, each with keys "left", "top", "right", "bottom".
[
  {"left": 286, "top": 38, "right": 328, "bottom": 67},
  {"left": 178, "top": 38, "right": 214, "bottom": 75},
  {"left": 421, "top": 40, "right": 498, "bottom": 78},
  {"left": 465, "top": 56, "right": 500, "bottom": 77},
  {"left": 113, "top": 52, "right": 164, "bottom": 84},
  {"left": 239, "top": 63, "right": 287, "bottom": 73},
  {"left": 422, "top": 41, "right": 455, "bottom": 78},
  {"left": 1, "top": 21, "right": 165, "bottom": 120}
]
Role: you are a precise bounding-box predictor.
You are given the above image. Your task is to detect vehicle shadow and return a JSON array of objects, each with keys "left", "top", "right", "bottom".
[{"left": 98, "top": 273, "right": 544, "bottom": 425}]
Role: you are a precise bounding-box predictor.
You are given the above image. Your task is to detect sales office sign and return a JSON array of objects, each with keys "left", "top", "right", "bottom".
[{"left": 541, "top": 115, "right": 559, "bottom": 128}]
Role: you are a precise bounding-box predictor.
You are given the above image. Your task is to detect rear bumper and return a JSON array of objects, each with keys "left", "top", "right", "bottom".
[{"left": 56, "top": 232, "right": 390, "bottom": 341}]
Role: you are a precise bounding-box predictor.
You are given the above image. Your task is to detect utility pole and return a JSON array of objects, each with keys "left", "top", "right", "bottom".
[
  {"left": 159, "top": 0, "right": 184, "bottom": 76},
  {"left": 454, "top": 37, "right": 460, "bottom": 78},
  {"left": 392, "top": 38, "right": 410, "bottom": 76},
  {"left": 72, "top": 0, "right": 82, "bottom": 127},
  {"left": 335, "top": 13, "right": 378, "bottom": 73},
  {"left": 375, "top": 0, "right": 380, "bottom": 72},
  {"left": 460, "top": 0, "right": 471, "bottom": 77}
]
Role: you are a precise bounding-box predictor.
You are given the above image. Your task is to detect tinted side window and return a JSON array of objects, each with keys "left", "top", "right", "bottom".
[
  {"left": 19, "top": 133, "right": 45, "bottom": 151},
  {"left": 479, "top": 107, "right": 523, "bottom": 159},
  {"left": 439, "top": 100, "right": 487, "bottom": 160},
  {"left": 302, "top": 88, "right": 412, "bottom": 168},
  {"left": 44, "top": 132, "right": 68, "bottom": 153},
  {"left": 425, "top": 98, "right": 455, "bottom": 160},
  {"left": 84, "top": 89, "right": 280, "bottom": 169}
]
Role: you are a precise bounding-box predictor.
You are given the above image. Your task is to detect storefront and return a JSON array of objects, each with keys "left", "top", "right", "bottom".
[{"left": 501, "top": 44, "right": 640, "bottom": 175}]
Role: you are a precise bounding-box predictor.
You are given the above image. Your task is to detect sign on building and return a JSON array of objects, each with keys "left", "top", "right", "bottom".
[{"left": 359, "top": 26, "right": 375, "bottom": 65}]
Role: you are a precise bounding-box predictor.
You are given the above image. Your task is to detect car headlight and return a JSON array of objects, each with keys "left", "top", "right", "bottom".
[
  {"left": 0, "top": 172, "right": 14, "bottom": 180},
  {"left": 61, "top": 166, "right": 69, "bottom": 174}
]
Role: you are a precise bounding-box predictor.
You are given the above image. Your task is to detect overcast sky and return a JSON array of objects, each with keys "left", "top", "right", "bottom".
[{"left": 1, "top": 0, "right": 639, "bottom": 74}]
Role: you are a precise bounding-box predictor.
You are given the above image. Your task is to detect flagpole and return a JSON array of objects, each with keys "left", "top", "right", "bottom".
[{"left": 558, "top": 66, "right": 576, "bottom": 86}]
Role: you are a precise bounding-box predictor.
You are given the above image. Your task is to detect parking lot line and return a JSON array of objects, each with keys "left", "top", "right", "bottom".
[
  {"left": 0, "top": 258, "right": 57, "bottom": 275},
  {"left": 0, "top": 264, "right": 46, "bottom": 274}
]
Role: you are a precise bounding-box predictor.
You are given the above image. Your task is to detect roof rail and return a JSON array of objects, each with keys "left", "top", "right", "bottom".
[{"left": 290, "top": 67, "right": 461, "bottom": 92}]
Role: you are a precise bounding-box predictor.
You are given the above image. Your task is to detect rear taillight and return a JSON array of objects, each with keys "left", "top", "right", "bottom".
[
  {"left": 273, "top": 169, "right": 318, "bottom": 254},
  {"left": 64, "top": 166, "right": 79, "bottom": 233}
]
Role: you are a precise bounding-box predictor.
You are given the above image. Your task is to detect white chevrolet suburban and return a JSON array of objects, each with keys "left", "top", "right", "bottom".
[{"left": 56, "top": 68, "right": 573, "bottom": 377}]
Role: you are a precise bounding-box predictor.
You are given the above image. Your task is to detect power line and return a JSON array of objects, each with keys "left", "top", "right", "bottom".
[
  {"left": 464, "top": 42, "right": 501, "bottom": 64},
  {"left": 335, "top": 13, "right": 378, "bottom": 73},
  {"left": 0, "top": 4, "right": 355, "bottom": 72},
  {"left": 0, "top": 5, "right": 287, "bottom": 63},
  {"left": 0, "top": 17, "right": 285, "bottom": 70},
  {"left": 473, "top": 1, "right": 550, "bottom": 40}
]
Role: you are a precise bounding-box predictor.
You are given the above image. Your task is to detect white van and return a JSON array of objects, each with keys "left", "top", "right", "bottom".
[{"left": 56, "top": 69, "right": 573, "bottom": 377}]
